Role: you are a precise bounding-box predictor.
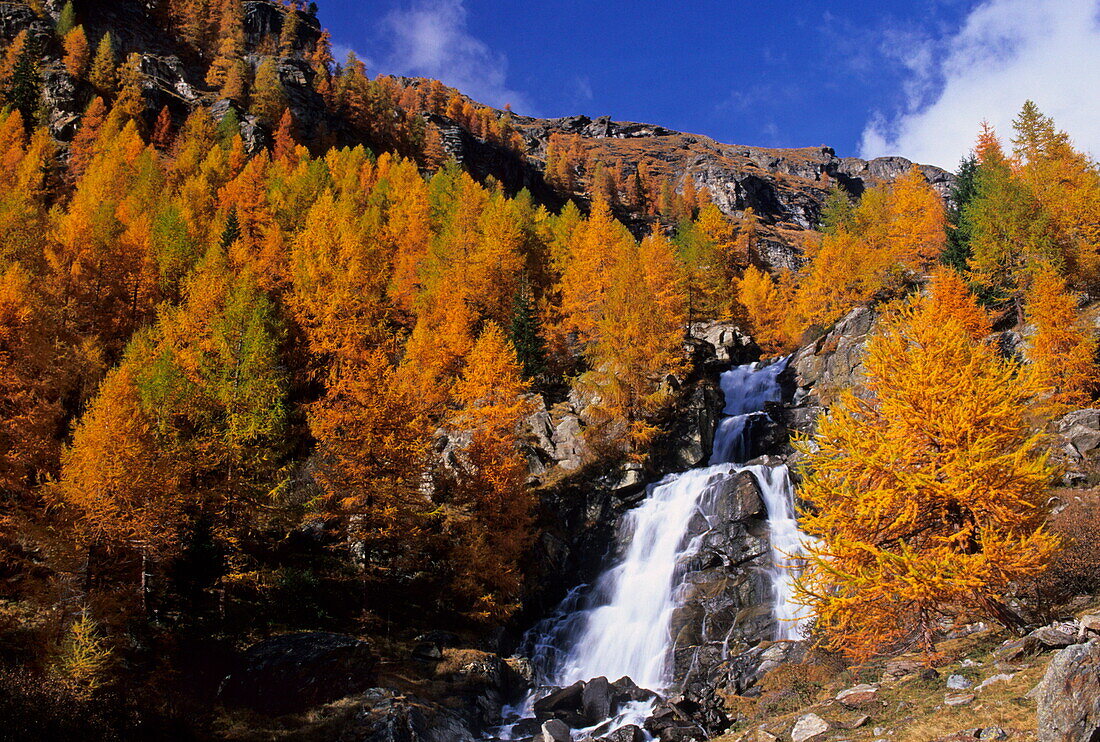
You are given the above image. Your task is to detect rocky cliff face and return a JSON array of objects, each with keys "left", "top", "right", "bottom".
[
  {"left": 434, "top": 111, "right": 955, "bottom": 270},
  {"left": 6, "top": 0, "right": 330, "bottom": 149},
  {"left": 9, "top": 0, "right": 954, "bottom": 275}
]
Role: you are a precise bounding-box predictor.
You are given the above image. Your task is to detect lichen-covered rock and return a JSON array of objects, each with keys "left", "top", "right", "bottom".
[
  {"left": 790, "top": 712, "right": 829, "bottom": 742},
  {"left": 1054, "top": 409, "right": 1100, "bottom": 485},
  {"left": 1035, "top": 641, "right": 1100, "bottom": 742}
]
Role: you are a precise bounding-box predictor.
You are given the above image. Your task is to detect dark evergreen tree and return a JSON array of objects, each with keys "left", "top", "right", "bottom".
[
  {"left": 6, "top": 38, "right": 40, "bottom": 128},
  {"left": 220, "top": 208, "right": 241, "bottom": 249},
  {"left": 509, "top": 277, "right": 546, "bottom": 382},
  {"left": 943, "top": 154, "right": 980, "bottom": 272},
  {"left": 57, "top": 1, "right": 77, "bottom": 37}
]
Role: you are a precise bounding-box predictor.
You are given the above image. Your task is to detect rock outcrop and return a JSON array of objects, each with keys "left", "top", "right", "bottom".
[
  {"left": 1034, "top": 640, "right": 1100, "bottom": 742},
  {"left": 1054, "top": 409, "right": 1100, "bottom": 485},
  {"left": 505, "top": 115, "right": 954, "bottom": 269}
]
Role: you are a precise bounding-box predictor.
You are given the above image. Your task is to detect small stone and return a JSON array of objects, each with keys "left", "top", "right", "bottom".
[
  {"left": 791, "top": 713, "right": 830, "bottom": 742},
  {"left": 975, "top": 673, "right": 1014, "bottom": 692},
  {"left": 754, "top": 726, "right": 780, "bottom": 742},
  {"left": 836, "top": 683, "right": 879, "bottom": 708},
  {"left": 947, "top": 674, "right": 973, "bottom": 690},
  {"left": 873, "top": 728, "right": 888, "bottom": 736},
  {"left": 979, "top": 727, "right": 1008, "bottom": 740},
  {"left": 945, "top": 692, "right": 975, "bottom": 706},
  {"left": 542, "top": 718, "right": 572, "bottom": 742},
  {"left": 960, "top": 658, "right": 981, "bottom": 667},
  {"left": 839, "top": 715, "right": 870, "bottom": 730}
]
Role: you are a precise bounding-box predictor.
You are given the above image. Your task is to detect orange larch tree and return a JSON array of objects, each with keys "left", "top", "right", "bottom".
[
  {"left": 796, "top": 278, "right": 1057, "bottom": 661},
  {"left": 444, "top": 323, "right": 536, "bottom": 621},
  {"left": 1024, "top": 264, "right": 1098, "bottom": 406}
]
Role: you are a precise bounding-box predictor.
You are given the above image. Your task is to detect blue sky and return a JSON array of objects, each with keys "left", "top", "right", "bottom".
[{"left": 317, "top": 0, "right": 1100, "bottom": 170}]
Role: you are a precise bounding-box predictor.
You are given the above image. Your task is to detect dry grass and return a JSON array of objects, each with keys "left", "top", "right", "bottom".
[{"left": 714, "top": 628, "right": 1050, "bottom": 742}]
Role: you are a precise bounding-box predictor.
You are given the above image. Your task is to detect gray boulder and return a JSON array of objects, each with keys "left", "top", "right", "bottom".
[
  {"left": 541, "top": 719, "right": 571, "bottom": 742},
  {"left": 1034, "top": 641, "right": 1100, "bottom": 741}
]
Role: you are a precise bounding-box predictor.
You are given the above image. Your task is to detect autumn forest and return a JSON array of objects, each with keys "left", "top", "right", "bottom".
[{"left": 1, "top": 1, "right": 1098, "bottom": 740}]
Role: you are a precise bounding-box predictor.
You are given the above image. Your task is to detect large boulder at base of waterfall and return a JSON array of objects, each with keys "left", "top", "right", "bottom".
[
  {"left": 597, "top": 724, "right": 646, "bottom": 742},
  {"left": 533, "top": 680, "right": 586, "bottom": 722},
  {"left": 611, "top": 676, "right": 659, "bottom": 706},
  {"left": 218, "top": 631, "right": 376, "bottom": 713},
  {"left": 643, "top": 700, "right": 707, "bottom": 741},
  {"left": 542, "top": 718, "right": 572, "bottom": 742},
  {"left": 1035, "top": 641, "right": 1100, "bottom": 741},
  {"left": 790, "top": 712, "right": 830, "bottom": 742},
  {"left": 582, "top": 675, "right": 613, "bottom": 722}
]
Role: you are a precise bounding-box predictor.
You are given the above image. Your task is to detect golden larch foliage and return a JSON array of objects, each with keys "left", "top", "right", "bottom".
[
  {"left": 796, "top": 279, "right": 1058, "bottom": 662},
  {"left": 1024, "top": 264, "right": 1098, "bottom": 407},
  {"left": 446, "top": 323, "right": 535, "bottom": 621},
  {"left": 63, "top": 25, "right": 90, "bottom": 78}
]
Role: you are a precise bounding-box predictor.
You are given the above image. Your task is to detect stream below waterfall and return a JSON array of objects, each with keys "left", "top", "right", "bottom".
[{"left": 489, "top": 359, "right": 811, "bottom": 741}]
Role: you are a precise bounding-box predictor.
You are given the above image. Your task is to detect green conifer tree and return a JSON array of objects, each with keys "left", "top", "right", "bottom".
[
  {"left": 56, "top": 1, "right": 76, "bottom": 37},
  {"left": 89, "top": 32, "right": 117, "bottom": 95},
  {"left": 819, "top": 184, "right": 855, "bottom": 234},
  {"left": 5, "top": 37, "right": 40, "bottom": 127},
  {"left": 509, "top": 277, "right": 546, "bottom": 382},
  {"left": 943, "top": 154, "right": 979, "bottom": 272},
  {"left": 221, "top": 207, "right": 241, "bottom": 249}
]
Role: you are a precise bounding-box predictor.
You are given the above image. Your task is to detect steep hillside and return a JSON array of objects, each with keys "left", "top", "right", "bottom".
[
  {"left": 1, "top": 0, "right": 951, "bottom": 272},
  {"left": 1, "top": 3, "right": 1097, "bottom": 742}
]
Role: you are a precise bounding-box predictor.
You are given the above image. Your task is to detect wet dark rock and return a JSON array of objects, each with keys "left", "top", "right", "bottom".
[
  {"left": 582, "top": 675, "right": 612, "bottom": 723},
  {"left": 532, "top": 680, "right": 585, "bottom": 721},
  {"left": 597, "top": 724, "right": 646, "bottom": 742},
  {"left": 610, "top": 676, "right": 660, "bottom": 706},
  {"left": 219, "top": 631, "right": 376, "bottom": 714},
  {"left": 644, "top": 699, "right": 707, "bottom": 742}
]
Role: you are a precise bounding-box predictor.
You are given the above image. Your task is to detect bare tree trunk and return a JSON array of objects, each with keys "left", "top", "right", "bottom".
[
  {"left": 140, "top": 548, "right": 149, "bottom": 617},
  {"left": 981, "top": 594, "right": 1028, "bottom": 636}
]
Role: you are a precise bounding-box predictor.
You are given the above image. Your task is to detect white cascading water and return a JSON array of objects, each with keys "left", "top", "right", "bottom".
[{"left": 496, "top": 359, "right": 811, "bottom": 739}]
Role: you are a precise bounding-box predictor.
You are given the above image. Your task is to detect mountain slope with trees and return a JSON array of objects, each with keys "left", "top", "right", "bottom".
[{"left": 0, "top": 1, "right": 1097, "bottom": 741}]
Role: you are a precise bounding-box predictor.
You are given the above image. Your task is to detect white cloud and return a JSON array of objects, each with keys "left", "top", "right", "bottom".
[
  {"left": 332, "top": 43, "right": 373, "bottom": 69},
  {"left": 379, "top": 0, "right": 534, "bottom": 114},
  {"left": 859, "top": 0, "right": 1100, "bottom": 169}
]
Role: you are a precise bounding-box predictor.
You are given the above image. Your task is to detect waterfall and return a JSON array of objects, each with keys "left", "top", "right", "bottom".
[
  {"left": 496, "top": 359, "right": 810, "bottom": 738},
  {"left": 755, "top": 465, "right": 812, "bottom": 642},
  {"left": 546, "top": 464, "right": 742, "bottom": 691}
]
